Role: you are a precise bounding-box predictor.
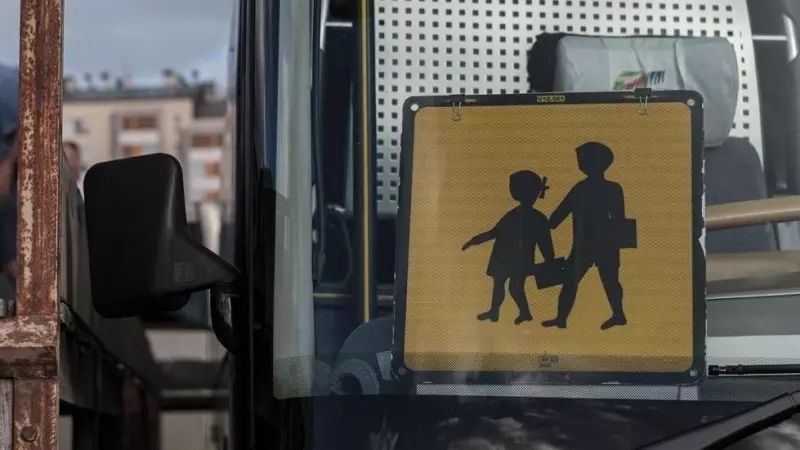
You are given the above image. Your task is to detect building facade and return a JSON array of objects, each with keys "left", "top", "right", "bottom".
[{"left": 62, "top": 75, "right": 229, "bottom": 207}]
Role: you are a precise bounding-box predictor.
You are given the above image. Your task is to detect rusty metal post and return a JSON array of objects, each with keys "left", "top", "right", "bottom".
[{"left": 0, "top": 0, "right": 63, "bottom": 449}]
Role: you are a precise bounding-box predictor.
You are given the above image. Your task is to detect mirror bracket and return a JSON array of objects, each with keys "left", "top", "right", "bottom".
[{"left": 210, "top": 285, "right": 238, "bottom": 353}]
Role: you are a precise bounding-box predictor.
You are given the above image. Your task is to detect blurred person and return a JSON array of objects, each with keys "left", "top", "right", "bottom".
[
  {"left": 0, "top": 62, "right": 19, "bottom": 281},
  {"left": 63, "top": 140, "right": 82, "bottom": 184}
]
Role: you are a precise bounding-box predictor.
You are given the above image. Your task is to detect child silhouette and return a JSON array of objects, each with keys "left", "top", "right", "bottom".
[
  {"left": 542, "top": 142, "right": 628, "bottom": 331},
  {"left": 462, "top": 170, "right": 555, "bottom": 325}
]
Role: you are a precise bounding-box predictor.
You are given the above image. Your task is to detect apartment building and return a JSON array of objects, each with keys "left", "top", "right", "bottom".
[
  {"left": 182, "top": 116, "right": 226, "bottom": 204},
  {"left": 62, "top": 71, "right": 229, "bottom": 207}
]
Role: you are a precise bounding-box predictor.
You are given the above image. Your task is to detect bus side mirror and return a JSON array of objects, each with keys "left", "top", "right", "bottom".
[{"left": 83, "top": 153, "right": 240, "bottom": 319}]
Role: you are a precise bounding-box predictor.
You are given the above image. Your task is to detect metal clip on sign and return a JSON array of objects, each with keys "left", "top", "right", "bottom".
[
  {"left": 635, "top": 88, "right": 652, "bottom": 115},
  {"left": 451, "top": 101, "right": 462, "bottom": 121}
]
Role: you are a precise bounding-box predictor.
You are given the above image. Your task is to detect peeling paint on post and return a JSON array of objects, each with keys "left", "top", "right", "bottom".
[
  {"left": 4, "top": 0, "right": 64, "bottom": 449},
  {"left": 0, "top": 380, "right": 13, "bottom": 450},
  {"left": 13, "top": 380, "right": 58, "bottom": 450},
  {"left": 17, "top": 0, "right": 63, "bottom": 317}
]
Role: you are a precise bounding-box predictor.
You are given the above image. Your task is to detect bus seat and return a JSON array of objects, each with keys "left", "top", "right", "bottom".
[
  {"left": 705, "top": 138, "right": 777, "bottom": 252},
  {"left": 551, "top": 35, "right": 776, "bottom": 252},
  {"left": 553, "top": 35, "right": 737, "bottom": 147},
  {"left": 366, "top": 1, "right": 764, "bottom": 287},
  {"left": 373, "top": 0, "right": 763, "bottom": 218}
]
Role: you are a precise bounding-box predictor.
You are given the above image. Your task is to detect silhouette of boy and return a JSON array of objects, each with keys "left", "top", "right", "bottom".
[
  {"left": 542, "top": 142, "right": 627, "bottom": 331},
  {"left": 462, "top": 170, "right": 555, "bottom": 325}
]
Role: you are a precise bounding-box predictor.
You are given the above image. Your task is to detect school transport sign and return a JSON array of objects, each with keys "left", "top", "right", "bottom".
[{"left": 392, "top": 91, "right": 705, "bottom": 387}]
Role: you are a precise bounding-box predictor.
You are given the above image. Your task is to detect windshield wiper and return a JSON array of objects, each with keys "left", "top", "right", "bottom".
[
  {"left": 639, "top": 391, "right": 800, "bottom": 449},
  {"left": 709, "top": 364, "right": 800, "bottom": 376}
]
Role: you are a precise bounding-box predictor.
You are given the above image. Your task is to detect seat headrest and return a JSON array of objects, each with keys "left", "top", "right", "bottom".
[{"left": 554, "top": 36, "right": 739, "bottom": 147}]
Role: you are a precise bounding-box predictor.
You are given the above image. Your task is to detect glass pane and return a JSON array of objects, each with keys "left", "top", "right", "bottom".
[
  {"left": 56, "top": 0, "right": 233, "bottom": 331},
  {"left": 267, "top": 0, "right": 316, "bottom": 398},
  {"left": 0, "top": 1, "right": 19, "bottom": 299},
  {"left": 259, "top": 0, "right": 800, "bottom": 448}
]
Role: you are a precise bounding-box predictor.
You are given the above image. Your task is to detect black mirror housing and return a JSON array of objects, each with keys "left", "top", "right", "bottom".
[{"left": 84, "top": 153, "right": 240, "bottom": 319}]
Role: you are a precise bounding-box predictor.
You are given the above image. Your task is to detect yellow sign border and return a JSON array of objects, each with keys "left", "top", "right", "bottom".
[{"left": 391, "top": 91, "right": 706, "bottom": 387}]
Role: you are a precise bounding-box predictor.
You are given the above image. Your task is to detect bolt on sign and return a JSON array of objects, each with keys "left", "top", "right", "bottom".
[{"left": 392, "top": 91, "right": 705, "bottom": 387}]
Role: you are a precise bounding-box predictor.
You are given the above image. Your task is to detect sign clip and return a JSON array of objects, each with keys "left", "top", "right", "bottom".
[
  {"left": 451, "top": 101, "right": 462, "bottom": 121},
  {"left": 634, "top": 88, "right": 652, "bottom": 115},
  {"left": 445, "top": 95, "right": 465, "bottom": 121}
]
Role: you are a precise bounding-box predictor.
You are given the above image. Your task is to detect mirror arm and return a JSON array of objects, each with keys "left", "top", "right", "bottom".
[{"left": 210, "top": 284, "right": 239, "bottom": 353}]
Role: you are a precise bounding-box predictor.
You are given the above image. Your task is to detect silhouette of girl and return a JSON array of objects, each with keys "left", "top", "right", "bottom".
[{"left": 462, "top": 170, "right": 555, "bottom": 325}]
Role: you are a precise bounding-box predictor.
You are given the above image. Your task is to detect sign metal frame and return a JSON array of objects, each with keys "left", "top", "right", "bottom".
[{"left": 392, "top": 90, "right": 706, "bottom": 388}]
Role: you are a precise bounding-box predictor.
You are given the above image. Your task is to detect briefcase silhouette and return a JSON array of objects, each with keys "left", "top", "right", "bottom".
[
  {"left": 534, "top": 257, "right": 567, "bottom": 290},
  {"left": 617, "top": 218, "right": 638, "bottom": 249}
]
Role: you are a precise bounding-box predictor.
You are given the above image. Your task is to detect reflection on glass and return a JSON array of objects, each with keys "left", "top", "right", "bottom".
[{"left": 250, "top": 0, "right": 800, "bottom": 448}]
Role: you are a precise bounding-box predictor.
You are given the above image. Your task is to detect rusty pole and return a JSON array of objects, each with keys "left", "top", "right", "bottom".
[{"left": 0, "top": 0, "right": 63, "bottom": 449}]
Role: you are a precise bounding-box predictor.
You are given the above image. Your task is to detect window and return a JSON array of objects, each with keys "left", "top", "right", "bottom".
[
  {"left": 121, "top": 145, "right": 145, "bottom": 158},
  {"left": 191, "top": 133, "right": 223, "bottom": 148},
  {"left": 205, "top": 162, "right": 221, "bottom": 176},
  {"left": 63, "top": 119, "right": 88, "bottom": 138},
  {"left": 74, "top": 119, "right": 88, "bottom": 134},
  {"left": 121, "top": 115, "right": 158, "bottom": 130}
]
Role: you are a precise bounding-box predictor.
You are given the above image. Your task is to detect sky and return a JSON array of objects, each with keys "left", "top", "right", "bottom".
[{"left": 0, "top": 0, "right": 233, "bottom": 88}]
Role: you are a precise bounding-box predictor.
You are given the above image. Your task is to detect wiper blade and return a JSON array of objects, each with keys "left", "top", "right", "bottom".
[
  {"left": 639, "top": 391, "right": 800, "bottom": 450},
  {"left": 709, "top": 364, "right": 800, "bottom": 377}
]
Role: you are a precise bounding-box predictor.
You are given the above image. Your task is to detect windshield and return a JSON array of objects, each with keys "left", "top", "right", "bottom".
[{"left": 237, "top": 0, "right": 800, "bottom": 448}]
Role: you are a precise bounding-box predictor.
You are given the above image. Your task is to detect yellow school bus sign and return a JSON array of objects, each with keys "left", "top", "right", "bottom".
[{"left": 393, "top": 91, "right": 705, "bottom": 386}]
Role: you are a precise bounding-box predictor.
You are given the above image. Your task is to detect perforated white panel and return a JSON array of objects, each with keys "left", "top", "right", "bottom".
[{"left": 374, "top": 0, "right": 762, "bottom": 215}]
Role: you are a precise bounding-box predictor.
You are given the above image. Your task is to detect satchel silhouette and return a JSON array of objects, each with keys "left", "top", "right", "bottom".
[
  {"left": 534, "top": 257, "right": 567, "bottom": 290},
  {"left": 617, "top": 218, "right": 637, "bottom": 249}
]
